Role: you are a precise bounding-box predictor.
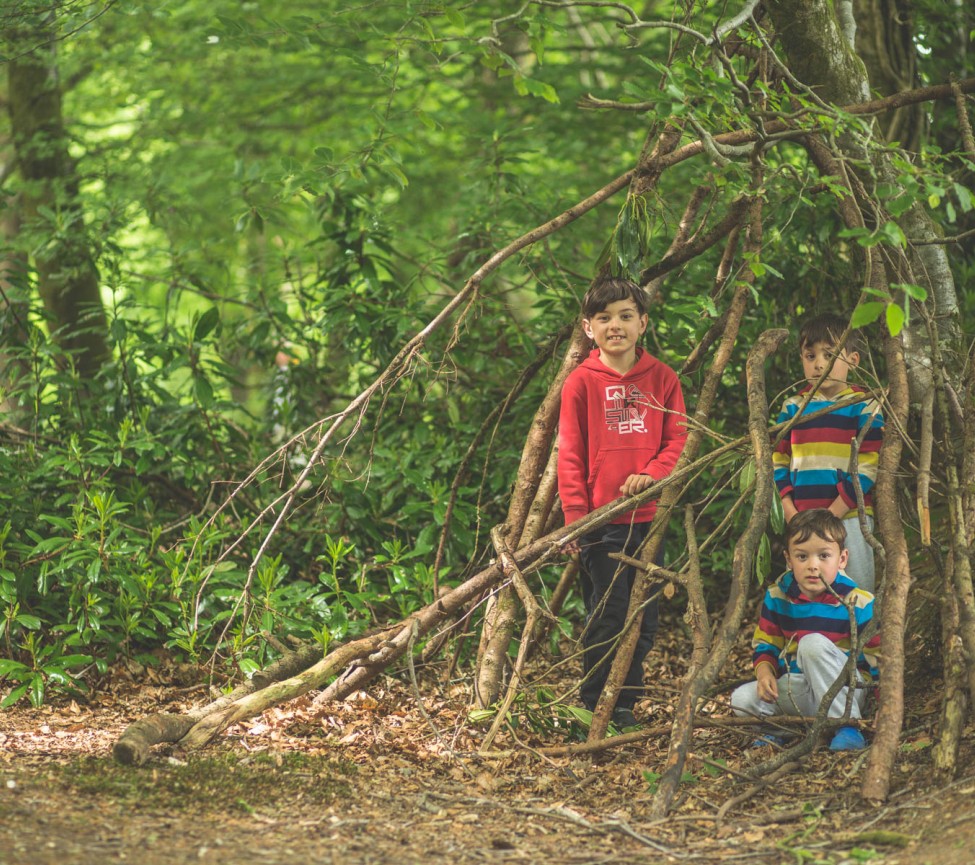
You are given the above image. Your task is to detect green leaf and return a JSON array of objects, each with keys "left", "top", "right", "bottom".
[
  {"left": 770, "top": 492, "right": 785, "bottom": 536},
  {"left": 15, "top": 614, "right": 42, "bottom": 630},
  {"left": 444, "top": 8, "right": 465, "bottom": 29},
  {"left": 880, "top": 221, "right": 907, "bottom": 247},
  {"left": 755, "top": 532, "right": 771, "bottom": 584},
  {"left": 739, "top": 458, "right": 756, "bottom": 494},
  {"left": 194, "top": 376, "right": 215, "bottom": 408},
  {"left": 850, "top": 302, "right": 886, "bottom": 328},
  {"left": 54, "top": 654, "right": 93, "bottom": 667},
  {"left": 239, "top": 658, "right": 262, "bottom": 678},
  {"left": 516, "top": 75, "right": 560, "bottom": 104},
  {"left": 29, "top": 674, "right": 46, "bottom": 708},
  {"left": 0, "top": 658, "right": 30, "bottom": 678},
  {"left": 1, "top": 683, "right": 29, "bottom": 708},
  {"left": 194, "top": 308, "right": 220, "bottom": 342},
  {"left": 886, "top": 303, "right": 906, "bottom": 336},
  {"left": 893, "top": 283, "right": 928, "bottom": 301},
  {"left": 953, "top": 182, "right": 973, "bottom": 213}
]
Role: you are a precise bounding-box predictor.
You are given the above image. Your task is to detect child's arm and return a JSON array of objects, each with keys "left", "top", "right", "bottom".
[
  {"left": 772, "top": 400, "right": 797, "bottom": 507},
  {"left": 755, "top": 661, "right": 779, "bottom": 702},
  {"left": 826, "top": 496, "right": 850, "bottom": 520},
  {"left": 557, "top": 375, "right": 591, "bottom": 528},
  {"left": 781, "top": 494, "right": 799, "bottom": 523}
]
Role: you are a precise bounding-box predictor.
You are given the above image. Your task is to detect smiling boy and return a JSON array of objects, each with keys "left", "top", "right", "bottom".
[
  {"left": 731, "top": 509, "right": 880, "bottom": 752},
  {"left": 558, "top": 277, "right": 687, "bottom": 728},
  {"left": 773, "top": 313, "right": 884, "bottom": 592}
]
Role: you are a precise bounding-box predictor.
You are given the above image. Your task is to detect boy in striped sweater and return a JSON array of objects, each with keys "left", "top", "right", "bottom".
[
  {"left": 773, "top": 313, "right": 884, "bottom": 592},
  {"left": 731, "top": 509, "right": 879, "bottom": 751}
]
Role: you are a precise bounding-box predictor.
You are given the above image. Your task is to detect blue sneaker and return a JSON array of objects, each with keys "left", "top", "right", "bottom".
[{"left": 829, "top": 726, "right": 866, "bottom": 751}]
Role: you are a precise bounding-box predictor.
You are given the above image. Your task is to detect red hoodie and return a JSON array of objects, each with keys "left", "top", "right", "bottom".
[{"left": 558, "top": 348, "right": 687, "bottom": 526}]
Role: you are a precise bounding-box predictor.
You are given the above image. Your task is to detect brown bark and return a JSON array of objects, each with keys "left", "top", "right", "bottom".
[
  {"left": 650, "top": 326, "right": 787, "bottom": 818},
  {"left": 926, "top": 319, "right": 975, "bottom": 702},
  {"left": 861, "top": 331, "right": 911, "bottom": 801},
  {"left": 113, "top": 642, "right": 325, "bottom": 764},
  {"left": 933, "top": 576, "right": 969, "bottom": 778},
  {"left": 474, "top": 328, "right": 590, "bottom": 708},
  {"left": 6, "top": 24, "right": 109, "bottom": 378}
]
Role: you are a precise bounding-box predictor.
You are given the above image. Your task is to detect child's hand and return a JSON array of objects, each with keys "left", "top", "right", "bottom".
[
  {"left": 782, "top": 496, "right": 799, "bottom": 523},
  {"left": 561, "top": 539, "right": 581, "bottom": 556},
  {"left": 756, "top": 665, "right": 779, "bottom": 702},
  {"left": 620, "top": 473, "right": 654, "bottom": 497}
]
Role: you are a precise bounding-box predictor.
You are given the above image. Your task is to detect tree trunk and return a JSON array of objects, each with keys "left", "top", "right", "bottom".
[
  {"left": 853, "top": 0, "right": 925, "bottom": 150},
  {"left": 0, "top": 168, "right": 29, "bottom": 420},
  {"left": 5, "top": 16, "right": 109, "bottom": 379},
  {"left": 474, "top": 328, "right": 590, "bottom": 708},
  {"left": 861, "top": 330, "right": 912, "bottom": 801},
  {"left": 650, "top": 327, "right": 787, "bottom": 817},
  {"left": 767, "top": 0, "right": 958, "bottom": 329}
]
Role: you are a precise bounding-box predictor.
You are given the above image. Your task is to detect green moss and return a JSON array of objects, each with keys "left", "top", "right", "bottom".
[{"left": 59, "top": 752, "right": 356, "bottom": 813}]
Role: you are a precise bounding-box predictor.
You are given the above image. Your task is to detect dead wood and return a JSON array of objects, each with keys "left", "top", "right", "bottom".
[
  {"left": 715, "top": 761, "right": 804, "bottom": 822},
  {"left": 933, "top": 575, "right": 969, "bottom": 777},
  {"left": 649, "top": 326, "right": 787, "bottom": 818},
  {"left": 475, "top": 328, "right": 589, "bottom": 708},
  {"left": 479, "top": 528, "right": 559, "bottom": 751},
  {"left": 113, "top": 641, "right": 324, "bottom": 765},
  {"left": 925, "top": 314, "right": 975, "bottom": 703},
  {"left": 861, "top": 328, "right": 912, "bottom": 801}
]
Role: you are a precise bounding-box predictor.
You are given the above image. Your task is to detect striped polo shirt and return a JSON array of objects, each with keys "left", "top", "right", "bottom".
[
  {"left": 773, "top": 385, "right": 884, "bottom": 517},
  {"left": 752, "top": 571, "right": 880, "bottom": 678}
]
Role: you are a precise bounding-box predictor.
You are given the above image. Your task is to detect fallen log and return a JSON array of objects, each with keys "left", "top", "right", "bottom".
[{"left": 113, "top": 641, "right": 324, "bottom": 765}]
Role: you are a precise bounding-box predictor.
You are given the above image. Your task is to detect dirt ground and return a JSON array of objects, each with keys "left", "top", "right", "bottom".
[{"left": 2, "top": 646, "right": 974, "bottom": 865}]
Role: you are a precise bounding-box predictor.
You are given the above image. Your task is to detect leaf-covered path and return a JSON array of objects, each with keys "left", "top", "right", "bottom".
[{"left": 1, "top": 658, "right": 974, "bottom": 865}]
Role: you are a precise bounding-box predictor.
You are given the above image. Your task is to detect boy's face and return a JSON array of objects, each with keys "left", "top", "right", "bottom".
[
  {"left": 583, "top": 299, "right": 648, "bottom": 367},
  {"left": 800, "top": 340, "right": 859, "bottom": 398},
  {"left": 784, "top": 532, "right": 849, "bottom": 599}
]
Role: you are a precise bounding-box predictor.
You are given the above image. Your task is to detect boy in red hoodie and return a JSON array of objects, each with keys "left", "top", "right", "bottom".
[{"left": 558, "top": 278, "right": 687, "bottom": 727}]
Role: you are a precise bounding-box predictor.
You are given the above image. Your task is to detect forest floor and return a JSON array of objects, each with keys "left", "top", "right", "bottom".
[{"left": 1, "top": 618, "right": 973, "bottom": 865}]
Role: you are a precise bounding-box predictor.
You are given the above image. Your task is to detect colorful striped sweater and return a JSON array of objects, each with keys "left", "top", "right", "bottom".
[
  {"left": 772, "top": 385, "right": 883, "bottom": 517},
  {"left": 751, "top": 571, "right": 880, "bottom": 679}
]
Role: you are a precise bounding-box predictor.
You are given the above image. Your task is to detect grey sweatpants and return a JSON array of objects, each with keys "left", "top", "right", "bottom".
[
  {"left": 731, "top": 633, "right": 867, "bottom": 720},
  {"left": 843, "top": 514, "right": 876, "bottom": 594}
]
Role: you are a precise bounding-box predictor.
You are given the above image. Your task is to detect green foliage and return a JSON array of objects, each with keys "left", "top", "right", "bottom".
[
  {"left": 468, "top": 687, "right": 595, "bottom": 740},
  {"left": 2, "top": 0, "right": 974, "bottom": 708}
]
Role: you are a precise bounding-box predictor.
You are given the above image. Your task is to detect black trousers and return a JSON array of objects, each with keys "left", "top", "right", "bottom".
[{"left": 579, "top": 522, "right": 660, "bottom": 711}]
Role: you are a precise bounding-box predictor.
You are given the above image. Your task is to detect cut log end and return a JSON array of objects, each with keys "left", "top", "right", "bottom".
[{"left": 112, "top": 713, "right": 196, "bottom": 765}]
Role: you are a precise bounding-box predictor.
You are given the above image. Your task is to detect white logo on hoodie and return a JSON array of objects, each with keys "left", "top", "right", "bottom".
[{"left": 605, "top": 384, "right": 647, "bottom": 433}]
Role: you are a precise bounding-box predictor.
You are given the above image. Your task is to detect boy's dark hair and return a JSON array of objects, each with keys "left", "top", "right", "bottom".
[
  {"left": 798, "top": 313, "right": 864, "bottom": 354},
  {"left": 785, "top": 508, "right": 848, "bottom": 550},
  {"left": 582, "top": 277, "right": 648, "bottom": 319}
]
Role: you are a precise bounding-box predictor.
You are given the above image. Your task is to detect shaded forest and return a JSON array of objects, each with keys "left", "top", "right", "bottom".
[{"left": 2, "top": 0, "right": 975, "bottom": 820}]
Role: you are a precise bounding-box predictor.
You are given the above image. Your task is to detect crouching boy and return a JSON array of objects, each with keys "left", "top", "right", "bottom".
[{"left": 731, "top": 509, "right": 879, "bottom": 751}]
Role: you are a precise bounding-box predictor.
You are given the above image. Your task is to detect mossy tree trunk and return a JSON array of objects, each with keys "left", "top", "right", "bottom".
[
  {"left": 5, "top": 12, "right": 109, "bottom": 380},
  {"left": 767, "top": 0, "right": 970, "bottom": 800}
]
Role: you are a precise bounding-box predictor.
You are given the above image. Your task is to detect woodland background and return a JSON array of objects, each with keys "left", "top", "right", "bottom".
[{"left": 2, "top": 0, "right": 975, "bottom": 818}]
